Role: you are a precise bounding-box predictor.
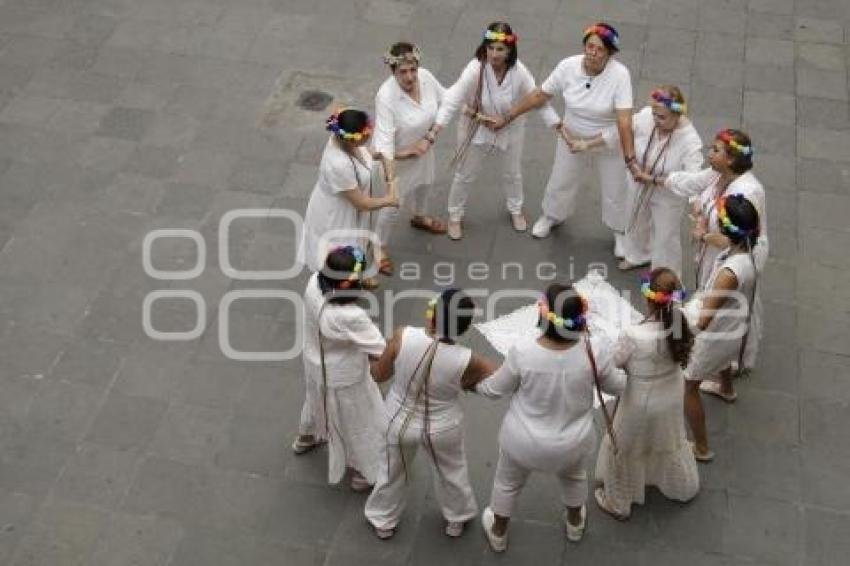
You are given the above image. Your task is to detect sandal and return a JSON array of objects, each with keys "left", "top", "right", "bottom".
[
  {"left": 699, "top": 380, "right": 737, "bottom": 403},
  {"left": 291, "top": 436, "right": 323, "bottom": 455},
  {"left": 378, "top": 257, "right": 394, "bottom": 276},
  {"left": 410, "top": 216, "right": 448, "bottom": 234},
  {"left": 594, "top": 487, "right": 628, "bottom": 521}
]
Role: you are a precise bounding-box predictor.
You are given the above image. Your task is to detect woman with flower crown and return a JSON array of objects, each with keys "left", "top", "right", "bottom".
[
  {"left": 296, "top": 108, "right": 399, "bottom": 278},
  {"left": 684, "top": 195, "right": 762, "bottom": 462},
  {"left": 426, "top": 21, "right": 561, "bottom": 240},
  {"left": 594, "top": 267, "right": 699, "bottom": 520},
  {"left": 612, "top": 85, "right": 704, "bottom": 275},
  {"left": 471, "top": 283, "right": 626, "bottom": 551},
  {"left": 291, "top": 246, "right": 388, "bottom": 492},
  {"left": 372, "top": 42, "right": 448, "bottom": 276},
  {"left": 364, "top": 289, "right": 497, "bottom": 540},
  {"left": 657, "top": 129, "right": 767, "bottom": 380}
]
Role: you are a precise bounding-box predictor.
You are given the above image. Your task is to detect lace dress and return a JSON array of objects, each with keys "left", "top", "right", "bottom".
[{"left": 594, "top": 322, "right": 699, "bottom": 516}]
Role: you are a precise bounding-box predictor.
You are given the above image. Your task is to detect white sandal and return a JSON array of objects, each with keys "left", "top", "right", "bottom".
[{"left": 700, "top": 380, "right": 737, "bottom": 403}]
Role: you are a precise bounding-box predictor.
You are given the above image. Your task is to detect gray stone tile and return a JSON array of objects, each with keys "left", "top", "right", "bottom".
[
  {"left": 698, "top": 3, "right": 747, "bottom": 35},
  {"left": 122, "top": 455, "right": 212, "bottom": 521},
  {"left": 722, "top": 493, "right": 802, "bottom": 565},
  {"left": 746, "top": 37, "right": 795, "bottom": 67},
  {"left": 694, "top": 31, "right": 745, "bottom": 63},
  {"left": 801, "top": 397, "right": 850, "bottom": 457},
  {"left": 795, "top": 17, "right": 845, "bottom": 44},
  {"left": 800, "top": 191, "right": 850, "bottom": 233},
  {"left": 641, "top": 54, "right": 693, "bottom": 85},
  {"left": 0, "top": 488, "right": 39, "bottom": 565},
  {"left": 26, "top": 379, "right": 102, "bottom": 442},
  {"left": 154, "top": 181, "right": 213, "bottom": 220},
  {"left": 743, "top": 90, "right": 796, "bottom": 124},
  {"left": 49, "top": 338, "right": 124, "bottom": 389},
  {"left": 797, "top": 42, "right": 847, "bottom": 72},
  {"left": 173, "top": 148, "right": 237, "bottom": 189},
  {"left": 647, "top": 27, "right": 698, "bottom": 56},
  {"left": 172, "top": 361, "right": 248, "bottom": 411},
  {"left": 227, "top": 155, "right": 290, "bottom": 195},
  {"left": 73, "top": 136, "right": 136, "bottom": 173},
  {"left": 53, "top": 442, "right": 141, "bottom": 508},
  {"left": 727, "top": 388, "right": 800, "bottom": 446},
  {"left": 801, "top": 447, "right": 850, "bottom": 511},
  {"left": 96, "top": 106, "right": 155, "bottom": 141},
  {"left": 741, "top": 120, "right": 796, "bottom": 157},
  {"left": 140, "top": 111, "right": 199, "bottom": 148},
  {"left": 798, "top": 158, "right": 850, "bottom": 195},
  {"left": 798, "top": 96, "right": 850, "bottom": 130},
  {"left": 798, "top": 307, "right": 850, "bottom": 354},
  {"left": 797, "top": 67, "right": 849, "bottom": 101},
  {"left": 0, "top": 374, "right": 41, "bottom": 419},
  {"left": 10, "top": 499, "right": 109, "bottom": 566},
  {"left": 85, "top": 392, "right": 167, "bottom": 451},
  {"left": 148, "top": 402, "right": 230, "bottom": 466},
  {"left": 799, "top": 349, "right": 850, "bottom": 403},
  {"left": 693, "top": 61, "right": 745, "bottom": 90},
  {"left": 747, "top": 12, "right": 794, "bottom": 40},
  {"left": 726, "top": 435, "right": 801, "bottom": 502},
  {"left": 89, "top": 511, "right": 184, "bottom": 566},
  {"left": 120, "top": 144, "right": 180, "bottom": 179},
  {"left": 171, "top": 528, "right": 326, "bottom": 566},
  {"left": 0, "top": 419, "right": 74, "bottom": 496},
  {"left": 803, "top": 506, "right": 850, "bottom": 566},
  {"left": 800, "top": 228, "right": 850, "bottom": 271},
  {"left": 688, "top": 83, "right": 742, "bottom": 119},
  {"left": 644, "top": 488, "right": 727, "bottom": 554},
  {"left": 215, "top": 412, "right": 289, "bottom": 477},
  {"left": 749, "top": 0, "right": 794, "bottom": 16},
  {"left": 799, "top": 127, "right": 850, "bottom": 162}
]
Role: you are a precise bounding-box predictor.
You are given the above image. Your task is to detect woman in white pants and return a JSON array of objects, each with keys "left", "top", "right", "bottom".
[
  {"left": 365, "top": 290, "right": 497, "bottom": 539},
  {"left": 473, "top": 284, "right": 625, "bottom": 552},
  {"left": 292, "top": 246, "right": 387, "bottom": 491},
  {"left": 373, "top": 42, "right": 447, "bottom": 276},
  {"left": 428, "top": 21, "right": 561, "bottom": 240},
  {"left": 615, "top": 86, "right": 703, "bottom": 275},
  {"left": 493, "top": 23, "right": 637, "bottom": 256}
]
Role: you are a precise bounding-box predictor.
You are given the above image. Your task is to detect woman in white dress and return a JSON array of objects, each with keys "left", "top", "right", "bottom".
[
  {"left": 594, "top": 267, "right": 699, "bottom": 519},
  {"left": 427, "top": 21, "right": 561, "bottom": 240},
  {"left": 472, "top": 283, "right": 626, "bottom": 552},
  {"left": 493, "top": 22, "right": 637, "bottom": 255},
  {"left": 616, "top": 86, "right": 704, "bottom": 275},
  {"left": 373, "top": 42, "right": 448, "bottom": 276},
  {"left": 661, "top": 129, "right": 766, "bottom": 373},
  {"left": 365, "top": 290, "right": 497, "bottom": 539},
  {"left": 292, "top": 246, "right": 388, "bottom": 491},
  {"left": 684, "top": 195, "right": 761, "bottom": 461},
  {"left": 296, "top": 108, "right": 399, "bottom": 276}
]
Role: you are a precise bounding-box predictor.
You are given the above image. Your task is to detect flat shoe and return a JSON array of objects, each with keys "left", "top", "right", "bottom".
[
  {"left": 700, "top": 380, "right": 737, "bottom": 403},
  {"left": 594, "top": 487, "right": 628, "bottom": 521},
  {"left": 689, "top": 440, "right": 715, "bottom": 463},
  {"left": 617, "top": 259, "right": 650, "bottom": 271},
  {"left": 447, "top": 220, "right": 463, "bottom": 241},
  {"left": 510, "top": 212, "right": 528, "bottom": 232}
]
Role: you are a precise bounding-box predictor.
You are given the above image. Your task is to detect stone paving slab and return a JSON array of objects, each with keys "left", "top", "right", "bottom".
[{"left": 1, "top": 0, "right": 850, "bottom": 565}]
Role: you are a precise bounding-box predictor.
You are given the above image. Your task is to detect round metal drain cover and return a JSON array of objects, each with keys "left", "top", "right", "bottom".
[{"left": 297, "top": 90, "right": 333, "bottom": 111}]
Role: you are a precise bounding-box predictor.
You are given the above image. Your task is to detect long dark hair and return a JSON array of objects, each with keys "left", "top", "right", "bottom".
[
  {"left": 718, "top": 194, "right": 760, "bottom": 250},
  {"left": 474, "top": 21, "right": 518, "bottom": 68},
  {"left": 538, "top": 283, "right": 587, "bottom": 342},
  {"left": 316, "top": 247, "right": 364, "bottom": 304},
  {"left": 645, "top": 268, "right": 693, "bottom": 368},
  {"left": 433, "top": 288, "right": 475, "bottom": 342}
]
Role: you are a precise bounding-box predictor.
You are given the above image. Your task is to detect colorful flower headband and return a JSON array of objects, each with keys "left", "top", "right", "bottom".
[
  {"left": 425, "top": 297, "right": 437, "bottom": 322},
  {"left": 717, "top": 129, "right": 753, "bottom": 156},
  {"left": 651, "top": 89, "right": 687, "bottom": 114},
  {"left": 537, "top": 294, "right": 588, "bottom": 330},
  {"left": 583, "top": 24, "right": 619, "bottom": 49},
  {"left": 383, "top": 46, "right": 421, "bottom": 66},
  {"left": 326, "top": 109, "right": 373, "bottom": 142},
  {"left": 483, "top": 29, "right": 517, "bottom": 44},
  {"left": 640, "top": 273, "right": 687, "bottom": 306},
  {"left": 716, "top": 195, "right": 755, "bottom": 237},
  {"left": 331, "top": 245, "right": 366, "bottom": 282}
]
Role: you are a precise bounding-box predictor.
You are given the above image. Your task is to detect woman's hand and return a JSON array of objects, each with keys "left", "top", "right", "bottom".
[
  {"left": 691, "top": 213, "right": 708, "bottom": 242},
  {"left": 397, "top": 138, "right": 431, "bottom": 159},
  {"left": 631, "top": 167, "right": 654, "bottom": 185},
  {"left": 478, "top": 113, "right": 503, "bottom": 131}
]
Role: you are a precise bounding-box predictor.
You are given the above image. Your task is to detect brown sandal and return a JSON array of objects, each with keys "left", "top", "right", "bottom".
[
  {"left": 410, "top": 216, "right": 447, "bottom": 234},
  {"left": 378, "top": 257, "right": 394, "bottom": 276}
]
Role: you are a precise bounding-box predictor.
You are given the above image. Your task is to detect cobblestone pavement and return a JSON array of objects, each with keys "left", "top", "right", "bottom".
[{"left": 1, "top": 0, "right": 849, "bottom": 564}]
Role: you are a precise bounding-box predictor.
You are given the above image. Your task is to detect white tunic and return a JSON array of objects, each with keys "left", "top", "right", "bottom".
[
  {"left": 477, "top": 335, "right": 626, "bottom": 471},
  {"left": 595, "top": 322, "right": 699, "bottom": 515},
  {"left": 687, "top": 250, "right": 761, "bottom": 377},
  {"left": 296, "top": 138, "right": 374, "bottom": 273},
  {"left": 383, "top": 327, "right": 472, "bottom": 435},
  {"left": 628, "top": 106, "right": 703, "bottom": 176},
  {"left": 541, "top": 54, "right": 633, "bottom": 139},
  {"left": 666, "top": 169, "right": 769, "bottom": 289},
  {"left": 302, "top": 273, "right": 387, "bottom": 484},
  {"left": 373, "top": 68, "right": 445, "bottom": 195},
  {"left": 435, "top": 58, "right": 560, "bottom": 151}
]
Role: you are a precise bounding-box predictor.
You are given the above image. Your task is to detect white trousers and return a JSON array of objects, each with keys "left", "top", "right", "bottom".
[
  {"left": 374, "top": 181, "right": 430, "bottom": 248},
  {"left": 447, "top": 142, "right": 523, "bottom": 221},
  {"left": 541, "top": 138, "right": 627, "bottom": 233},
  {"left": 621, "top": 179, "right": 687, "bottom": 276},
  {"left": 490, "top": 447, "right": 589, "bottom": 518},
  {"left": 365, "top": 424, "right": 478, "bottom": 529},
  {"left": 298, "top": 374, "right": 325, "bottom": 439}
]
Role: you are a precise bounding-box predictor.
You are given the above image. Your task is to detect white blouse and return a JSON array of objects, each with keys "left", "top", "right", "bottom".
[{"left": 436, "top": 58, "right": 560, "bottom": 151}]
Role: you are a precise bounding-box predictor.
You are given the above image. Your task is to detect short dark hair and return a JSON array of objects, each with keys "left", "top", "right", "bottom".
[
  {"left": 539, "top": 283, "right": 587, "bottom": 342},
  {"left": 433, "top": 288, "right": 475, "bottom": 340},
  {"left": 475, "top": 21, "right": 518, "bottom": 68},
  {"left": 335, "top": 109, "right": 370, "bottom": 139},
  {"left": 317, "top": 247, "right": 364, "bottom": 304},
  {"left": 719, "top": 194, "right": 760, "bottom": 248}
]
